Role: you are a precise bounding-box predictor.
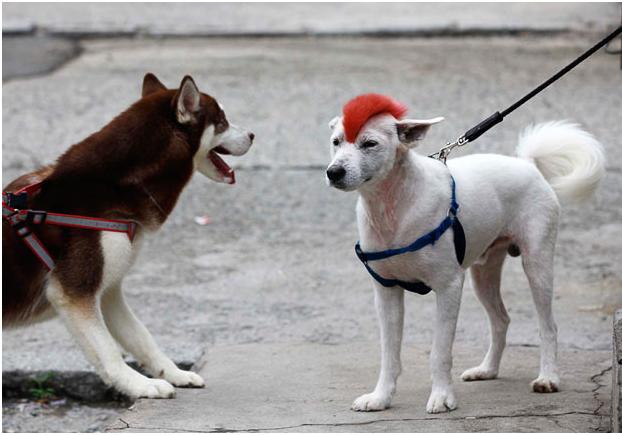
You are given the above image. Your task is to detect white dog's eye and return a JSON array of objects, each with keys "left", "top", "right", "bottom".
[
  {"left": 332, "top": 138, "right": 340, "bottom": 146},
  {"left": 361, "top": 140, "right": 378, "bottom": 149}
]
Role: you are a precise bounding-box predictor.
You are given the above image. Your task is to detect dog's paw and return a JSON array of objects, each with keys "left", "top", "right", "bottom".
[
  {"left": 160, "top": 368, "right": 205, "bottom": 388},
  {"left": 461, "top": 365, "right": 498, "bottom": 381},
  {"left": 120, "top": 376, "right": 176, "bottom": 399},
  {"left": 426, "top": 388, "right": 457, "bottom": 414},
  {"left": 531, "top": 375, "right": 559, "bottom": 393},
  {"left": 351, "top": 392, "right": 391, "bottom": 412}
]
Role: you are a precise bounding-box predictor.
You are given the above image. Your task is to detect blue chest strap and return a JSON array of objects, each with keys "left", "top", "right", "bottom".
[{"left": 354, "top": 175, "right": 466, "bottom": 295}]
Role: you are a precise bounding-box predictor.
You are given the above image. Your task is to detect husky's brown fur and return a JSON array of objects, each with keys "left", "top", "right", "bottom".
[{"left": 3, "top": 74, "right": 228, "bottom": 325}]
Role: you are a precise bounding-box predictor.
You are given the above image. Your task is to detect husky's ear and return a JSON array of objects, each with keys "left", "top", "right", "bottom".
[
  {"left": 142, "top": 73, "right": 167, "bottom": 97},
  {"left": 396, "top": 117, "right": 444, "bottom": 146},
  {"left": 328, "top": 116, "right": 341, "bottom": 130},
  {"left": 175, "top": 76, "right": 201, "bottom": 124}
]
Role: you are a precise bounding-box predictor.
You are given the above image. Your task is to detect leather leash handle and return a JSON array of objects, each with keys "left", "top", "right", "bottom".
[{"left": 463, "top": 111, "right": 504, "bottom": 143}]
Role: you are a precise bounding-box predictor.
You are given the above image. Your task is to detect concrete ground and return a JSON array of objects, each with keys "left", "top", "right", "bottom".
[
  {"left": 107, "top": 344, "right": 612, "bottom": 432},
  {"left": 2, "top": 399, "right": 121, "bottom": 433},
  {"left": 2, "top": 3, "right": 621, "bottom": 433}
]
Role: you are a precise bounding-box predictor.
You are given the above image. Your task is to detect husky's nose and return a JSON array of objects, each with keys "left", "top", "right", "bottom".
[
  {"left": 326, "top": 165, "right": 346, "bottom": 182},
  {"left": 249, "top": 132, "right": 255, "bottom": 142}
]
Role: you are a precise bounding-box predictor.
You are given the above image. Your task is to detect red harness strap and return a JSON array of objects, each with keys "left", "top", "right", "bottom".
[{"left": 2, "top": 181, "right": 138, "bottom": 271}]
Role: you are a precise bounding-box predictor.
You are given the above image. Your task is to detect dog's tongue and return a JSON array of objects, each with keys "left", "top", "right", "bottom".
[{"left": 208, "top": 151, "right": 235, "bottom": 184}]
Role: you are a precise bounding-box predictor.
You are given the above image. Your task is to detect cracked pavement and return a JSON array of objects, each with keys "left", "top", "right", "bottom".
[{"left": 2, "top": 4, "right": 621, "bottom": 432}]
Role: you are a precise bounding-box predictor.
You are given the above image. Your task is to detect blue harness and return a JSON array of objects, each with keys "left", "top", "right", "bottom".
[{"left": 354, "top": 176, "right": 466, "bottom": 295}]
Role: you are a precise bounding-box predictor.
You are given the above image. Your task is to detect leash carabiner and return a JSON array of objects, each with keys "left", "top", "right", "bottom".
[{"left": 430, "top": 136, "right": 468, "bottom": 163}]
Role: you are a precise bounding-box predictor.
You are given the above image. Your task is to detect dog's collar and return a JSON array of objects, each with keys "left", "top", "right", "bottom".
[{"left": 354, "top": 174, "right": 466, "bottom": 294}]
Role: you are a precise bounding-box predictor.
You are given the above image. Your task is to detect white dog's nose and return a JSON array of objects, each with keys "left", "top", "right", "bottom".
[{"left": 326, "top": 165, "right": 346, "bottom": 182}]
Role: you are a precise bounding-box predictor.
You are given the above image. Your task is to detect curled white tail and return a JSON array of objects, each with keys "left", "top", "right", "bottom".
[{"left": 516, "top": 121, "right": 605, "bottom": 203}]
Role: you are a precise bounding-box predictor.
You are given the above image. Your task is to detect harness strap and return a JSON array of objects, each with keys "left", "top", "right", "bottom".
[
  {"left": 20, "top": 231, "right": 56, "bottom": 270},
  {"left": 3, "top": 182, "right": 138, "bottom": 270},
  {"left": 355, "top": 175, "right": 464, "bottom": 294},
  {"left": 36, "top": 211, "right": 135, "bottom": 237},
  {"left": 356, "top": 176, "right": 459, "bottom": 263},
  {"left": 357, "top": 257, "right": 433, "bottom": 295},
  {"left": 2, "top": 181, "right": 43, "bottom": 209},
  {"left": 452, "top": 216, "right": 466, "bottom": 265},
  {"left": 3, "top": 208, "right": 137, "bottom": 240}
]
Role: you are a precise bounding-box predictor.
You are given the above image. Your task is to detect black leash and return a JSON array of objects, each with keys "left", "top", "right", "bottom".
[{"left": 431, "top": 25, "right": 622, "bottom": 162}]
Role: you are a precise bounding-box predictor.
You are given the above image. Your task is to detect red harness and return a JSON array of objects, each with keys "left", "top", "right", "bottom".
[{"left": 2, "top": 181, "right": 137, "bottom": 271}]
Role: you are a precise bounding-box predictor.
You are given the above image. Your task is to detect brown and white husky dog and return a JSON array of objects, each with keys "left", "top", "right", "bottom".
[{"left": 3, "top": 73, "right": 255, "bottom": 399}]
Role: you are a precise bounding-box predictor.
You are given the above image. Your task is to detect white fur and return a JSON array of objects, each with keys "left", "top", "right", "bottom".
[
  {"left": 216, "top": 123, "right": 254, "bottom": 156},
  {"left": 99, "top": 231, "right": 139, "bottom": 292},
  {"left": 194, "top": 125, "right": 219, "bottom": 179},
  {"left": 327, "top": 115, "right": 605, "bottom": 413},
  {"left": 194, "top": 123, "right": 253, "bottom": 183},
  {"left": 516, "top": 121, "right": 605, "bottom": 203}
]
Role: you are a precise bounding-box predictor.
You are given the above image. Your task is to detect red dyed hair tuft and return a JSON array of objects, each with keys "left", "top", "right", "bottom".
[{"left": 342, "top": 94, "right": 408, "bottom": 143}]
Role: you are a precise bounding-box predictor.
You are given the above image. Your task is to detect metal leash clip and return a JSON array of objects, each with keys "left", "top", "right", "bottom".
[{"left": 430, "top": 135, "right": 469, "bottom": 164}]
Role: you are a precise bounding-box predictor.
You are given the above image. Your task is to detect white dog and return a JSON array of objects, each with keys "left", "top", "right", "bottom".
[{"left": 326, "top": 94, "right": 605, "bottom": 413}]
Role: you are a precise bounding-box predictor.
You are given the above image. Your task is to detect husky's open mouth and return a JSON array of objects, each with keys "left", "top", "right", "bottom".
[{"left": 208, "top": 146, "right": 235, "bottom": 184}]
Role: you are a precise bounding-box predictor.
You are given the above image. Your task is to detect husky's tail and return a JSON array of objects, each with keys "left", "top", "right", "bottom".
[{"left": 516, "top": 121, "right": 605, "bottom": 203}]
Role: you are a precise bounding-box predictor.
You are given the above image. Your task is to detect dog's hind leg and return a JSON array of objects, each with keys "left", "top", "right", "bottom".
[
  {"left": 461, "top": 244, "right": 509, "bottom": 381},
  {"left": 519, "top": 205, "right": 560, "bottom": 393},
  {"left": 101, "top": 283, "right": 204, "bottom": 388},
  {"left": 522, "top": 239, "right": 560, "bottom": 393},
  {"left": 46, "top": 278, "right": 176, "bottom": 399},
  {"left": 352, "top": 284, "right": 404, "bottom": 411}
]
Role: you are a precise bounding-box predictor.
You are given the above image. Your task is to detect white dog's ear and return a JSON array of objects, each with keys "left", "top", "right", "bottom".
[
  {"left": 396, "top": 117, "right": 444, "bottom": 146},
  {"left": 328, "top": 116, "right": 341, "bottom": 130},
  {"left": 175, "top": 76, "right": 201, "bottom": 124}
]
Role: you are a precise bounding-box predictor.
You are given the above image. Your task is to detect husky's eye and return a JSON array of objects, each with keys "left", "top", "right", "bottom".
[
  {"left": 332, "top": 138, "right": 340, "bottom": 146},
  {"left": 361, "top": 140, "right": 378, "bottom": 148}
]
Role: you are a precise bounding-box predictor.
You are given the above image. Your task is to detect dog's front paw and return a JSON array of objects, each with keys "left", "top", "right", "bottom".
[
  {"left": 461, "top": 365, "right": 498, "bottom": 381},
  {"left": 160, "top": 368, "right": 205, "bottom": 388},
  {"left": 426, "top": 387, "right": 457, "bottom": 414},
  {"left": 351, "top": 392, "right": 391, "bottom": 412},
  {"left": 118, "top": 376, "right": 176, "bottom": 399},
  {"left": 531, "top": 375, "right": 559, "bottom": 393}
]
